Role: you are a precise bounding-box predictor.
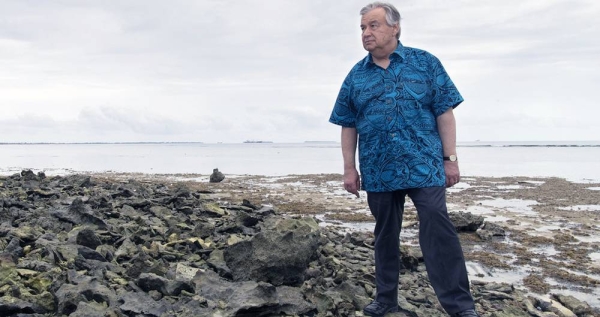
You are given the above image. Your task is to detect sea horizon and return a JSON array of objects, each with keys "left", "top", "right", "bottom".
[
  {"left": 1, "top": 140, "right": 600, "bottom": 147},
  {"left": 2, "top": 142, "right": 600, "bottom": 182}
]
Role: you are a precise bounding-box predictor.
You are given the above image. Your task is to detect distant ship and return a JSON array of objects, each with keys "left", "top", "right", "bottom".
[{"left": 243, "top": 140, "right": 273, "bottom": 143}]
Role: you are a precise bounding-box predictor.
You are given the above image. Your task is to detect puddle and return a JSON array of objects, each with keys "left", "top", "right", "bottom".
[
  {"left": 1, "top": 168, "right": 81, "bottom": 176},
  {"left": 447, "top": 182, "right": 471, "bottom": 193},
  {"left": 257, "top": 183, "right": 285, "bottom": 189},
  {"left": 465, "top": 205, "right": 495, "bottom": 215},
  {"left": 575, "top": 235, "right": 600, "bottom": 243},
  {"left": 467, "top": 261, "right": 529, "bottom": 285},
  {"left": 558, "top": 205, "right": 600, "bottom": 212},
  {"left": 544, "top": 278, "right": 600, "bottom": 308},
  {"left": 318, "top": 220, "right": 375, "bottom": 233},
  {"left": 519, "top": 180, "right": 545, "bottom": 185},
  {"left": 484, "top": 215, "right": 512, "bottom": 222},
  {"left": 534, "top": 224, "right": 563, "bottom": 232},
  {"left": 529, "top": 245, "right": 559, "bottom": 256},
  {"left": 262, "top": 176, "right": 292, "bottom": 182},
  {"left": 590, "top": 252, "right": 600, "bottom": 261},
  {"left": 478, "top": 198, "right": 539, "bottom": 215},
  {"left": 496, "top": 185, "right": 522, "bottom": 190},
  {"left": 468, "top": 261, "right": 600, "bottom": 308}
]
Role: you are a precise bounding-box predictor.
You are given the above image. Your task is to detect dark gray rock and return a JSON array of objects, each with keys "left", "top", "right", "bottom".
[
  {"left": 209, "top": 168, "right": 225, "bottom": 183},
  {"left": 20, "top": 169, "right": 38, "bottom": 182},
  {"left": 553, "top": 294, "right": 593, "bottom": 315},
  {"left": 276, "top": 285, "right": 318, "bottom": 316},
  {"left": 4, "top": 237, "right": 24, "bottom": 260},
  {"left": 76, "top": 228, "right": 103, "bottom": 249},
  {"left": 136, "top": 272, "right": 195, "bottom": 296},
  {"left": 55, "top": 278, "right": 117, "bottom": 315},
  {"left": 0, "top": 296, "right": 46, "bottom": 314},
  {"left": 195, "top": 269, "right": 314, "bottom": 316},
  {"left": 68, "top": 300, "right": 116, "bottom": 317},
  {"left": 119, "top": 291, "right": 173, "bottom": 317},
  {"left": 51, "top": 198, "right": 108, "bottom": 229},
  {"left": 477, "top": 221, "right": 506, "bottom": 240},
  {"left": 224, "top": 218, "right": 320, "bottom": 286},
  {"left": 449, "top": 211, "right": 484, "bottom": 232},
  {"left": 77, "top": 245, "right": 107, "bottom": 262}
]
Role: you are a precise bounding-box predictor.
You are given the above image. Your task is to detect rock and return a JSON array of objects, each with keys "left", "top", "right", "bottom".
[
  {"left": 76, "top": 228, "right": 103, "bottom": 249},
  {"left": 477, "top": 221, "right": 506, "bottom": 240},
  {"left": 209, "top": 168, "right": 225, "bottom": 183},
  {"left": 9, "top": 226, "right": 43, "bottom": 243},
  {"left": 276, "top": 285, "right": 318, "bottom": 315},
  {"left": 55, "top": 278, "right": 117, "bottom": 315},
  {"left": 174, "top": 263, "right": 201, "bottom": 282},
  {"left": 68, "top": 300, "right": 115, "bottom": 317},
  {"left": 4, "top": 237, "right": 24, "bottom": 260},
  {"left": 20, "top": 170, "right": 38, "bottom": 182},
  {"left": 224, "top": 217, "right": 320, "bottom": 286},
  {"left": 0, "top": 295, "right": 46, "bottom": 314},
  {"left": 136, "top": 272, "right": 195, "bottom": 296},
  {"left": 552, "top": 294, "right": 592, "bottom": 315},
  {"left": 51, "top": 198, "right": 108, "bottom": 229},
  {"left": 195, "top": 269, "right": 315, "bottom": 316},
  {"left": 400, "top": 245, "right": 422, "bottom": 271},
  {"left": 449, "top": 211, "right": 484, "bottom": 232},
  {"left": 119, "top": 291, "right": 172, "bottom": 317}
]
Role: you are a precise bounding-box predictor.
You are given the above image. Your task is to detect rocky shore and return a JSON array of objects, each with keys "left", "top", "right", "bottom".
[{"left": 0, "top": 170, "right": 598, "bottom": 316}]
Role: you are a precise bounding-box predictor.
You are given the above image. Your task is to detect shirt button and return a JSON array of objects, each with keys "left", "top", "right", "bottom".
[
  {"left": 387, "top": 116, "right": 392, "bottom": 121},
  {"left": 386, "top": 99, "right": 392, "bottom": 105}
]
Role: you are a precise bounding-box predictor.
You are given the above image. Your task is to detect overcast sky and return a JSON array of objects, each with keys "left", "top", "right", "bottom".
[{"left": 1, "top": 0, "right": 598, "bottom": 143}]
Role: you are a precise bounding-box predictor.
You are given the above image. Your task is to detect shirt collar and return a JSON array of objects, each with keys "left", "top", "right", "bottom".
[{"left": 363, "top": 41, "right": 405, "bottom": 66}]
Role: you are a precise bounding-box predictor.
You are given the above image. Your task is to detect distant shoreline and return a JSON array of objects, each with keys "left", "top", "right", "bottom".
[
  {"left": 0, "top": 141, "right": 206, "bottom": 145},
  {"left": 1, "top": 141, "right": 600, "bottom": 147}
]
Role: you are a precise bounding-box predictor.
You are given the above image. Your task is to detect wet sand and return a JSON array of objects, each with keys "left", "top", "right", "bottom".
[{"left": 92, "top": 172, "right": 600, "bottom": 309}]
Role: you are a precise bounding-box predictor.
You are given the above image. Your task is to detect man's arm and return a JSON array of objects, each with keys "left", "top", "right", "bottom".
[
  {"left": 341, "top": 127, "right": 360, "bottom": 197},
  {"left": 437, "top": 108, "right": 460, "bottom": 187}
]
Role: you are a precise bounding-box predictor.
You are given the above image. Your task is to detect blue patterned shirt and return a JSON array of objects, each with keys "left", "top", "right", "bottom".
[{"left": 329, "top": 42, "right": 463, "bottom": 192}]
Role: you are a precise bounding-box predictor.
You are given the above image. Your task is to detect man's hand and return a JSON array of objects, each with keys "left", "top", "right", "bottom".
[
  {"left": 343, "top": 168, "right": 361, "bottom": 197},
  {"left": 444, "top": 161, "right": 460, "bottom": 187}
]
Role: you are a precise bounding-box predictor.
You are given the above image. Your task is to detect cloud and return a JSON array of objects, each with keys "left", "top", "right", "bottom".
[{"left": 0, "top": 0, "right": 598, "bottom": 143}]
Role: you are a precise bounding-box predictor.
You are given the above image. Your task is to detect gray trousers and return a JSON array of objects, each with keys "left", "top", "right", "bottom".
[{"left": 367, "top": 187, "right": 475, "bottom": 314}]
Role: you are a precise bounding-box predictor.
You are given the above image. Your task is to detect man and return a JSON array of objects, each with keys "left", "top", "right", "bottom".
[{"left": 329, "top": 2, "right": 479, "bottom": 317}]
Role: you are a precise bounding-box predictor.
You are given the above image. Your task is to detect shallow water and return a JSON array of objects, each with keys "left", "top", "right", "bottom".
[{"left": 2, "top": 142, "right": 600, "bottom": 182}]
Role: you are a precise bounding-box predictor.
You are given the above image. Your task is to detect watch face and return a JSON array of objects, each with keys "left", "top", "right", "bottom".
[{"left": 449, "top": 155, "right": 457, "bottom": 162}]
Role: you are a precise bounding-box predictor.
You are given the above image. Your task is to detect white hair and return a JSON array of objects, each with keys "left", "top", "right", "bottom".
[{"left": 360, "top": 2, "right": 401, "bottom": 39}]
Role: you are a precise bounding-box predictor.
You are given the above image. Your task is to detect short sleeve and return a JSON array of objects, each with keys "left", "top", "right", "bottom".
[
  {"left": 329, "top": 72, "right": 357, "bottom": 127},
  {"left": 430, "top": 56, "right": 463, "bottom": 117}
]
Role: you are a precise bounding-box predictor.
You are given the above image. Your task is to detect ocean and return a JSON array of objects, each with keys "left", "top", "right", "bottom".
[{"left": 1, "top": 141, "right": 600, "bottom": 182}]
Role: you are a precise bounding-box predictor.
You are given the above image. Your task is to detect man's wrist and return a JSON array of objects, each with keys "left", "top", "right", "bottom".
[{"left": 344, "top": 166, "right": 357, "bottom": 173}]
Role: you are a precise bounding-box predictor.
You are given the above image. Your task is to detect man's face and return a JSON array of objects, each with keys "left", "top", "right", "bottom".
[{"left": 360, "top": 7, "right": 398, "bottom": 52}]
